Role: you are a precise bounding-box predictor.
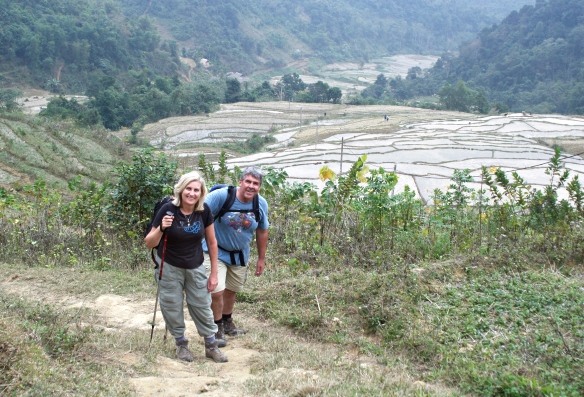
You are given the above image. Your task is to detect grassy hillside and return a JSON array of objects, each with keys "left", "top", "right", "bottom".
[{"left": 0, "top": 112, "right": 128, "bottom": 189}]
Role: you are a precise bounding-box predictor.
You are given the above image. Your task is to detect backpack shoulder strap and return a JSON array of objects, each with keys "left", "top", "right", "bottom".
[
  {"left": 148, "top": 196, "right": 178, "bottom": 269},
  {"left": 166, "top": 200, "right": 178, "bottom": 215},
  {"left": 215, "top": 186, "right": 236, "bottom": 221},
  {"left": 253, "top": 194, "right": 261, "bottom": 223},
  {"left": 213, "top": 186, "right": 262, "bottom": 223}
]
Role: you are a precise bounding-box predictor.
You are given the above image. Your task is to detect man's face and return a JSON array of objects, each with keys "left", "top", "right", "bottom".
[{"left": 239, "top": 174, "right": 261, "bottom": 202}]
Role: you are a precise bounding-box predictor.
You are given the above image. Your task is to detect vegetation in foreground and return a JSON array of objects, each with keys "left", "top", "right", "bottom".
[{"left": 1, "top": 145, "right": 583, "bottom": 396}]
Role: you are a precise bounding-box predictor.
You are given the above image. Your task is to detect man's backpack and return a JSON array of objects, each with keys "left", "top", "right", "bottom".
[
  {"left": 209, "top": 184, "right": 261, "bottom": 223},
  {"left": 144, "top": 195, "right": 175, "bottom": 266}
]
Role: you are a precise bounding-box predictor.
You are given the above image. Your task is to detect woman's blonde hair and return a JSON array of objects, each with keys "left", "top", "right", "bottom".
[{"left": 172, "top": 170, "right": 207, "bottom": 212}]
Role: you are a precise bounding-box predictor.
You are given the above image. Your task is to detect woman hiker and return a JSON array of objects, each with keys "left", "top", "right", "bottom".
[{"left": 144, "top": 170, "right": 227, "bottom": 363}]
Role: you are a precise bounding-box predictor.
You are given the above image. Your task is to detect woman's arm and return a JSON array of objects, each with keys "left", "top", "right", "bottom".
[{"left": 205, "top": 223, "right": 219, "bottom": 292}]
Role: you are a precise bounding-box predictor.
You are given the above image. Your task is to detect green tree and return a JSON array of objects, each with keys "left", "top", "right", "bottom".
[
  {"left": 109, "top": 149, "right": 178, "bottom": 230},
  {"left": 375, "top": 74, "right": 388, "bottom": 87},
  {"left": 41, "top": 96, "right": 84, "bottom": 120},
  {"left": 363, "top": 74, "right": 388, "bottom": 99},
  {"left": 128, "top": 17, "right": 161, "bottom": 52},
  {"left": 474, "top": 91, "right": 491, "bottom": 114},
  {"left": 225, "top": 78, "right": 242, "bottom": 103},
  {"left": 406, "top": 67, "right": 422, "bottom": 80},
  {"left": 309, "top": 81, "right": 330, "bottom": 102},
  {"left": 279, "top": 73, "right": 306, "bottom": 100},
  {"left": 328, "top": 87, "right": 342, "bottom": 104},
  {"left": 389, "top": 76, "right": 410, "bottom": 101},
  {"left": 246, "top": 134, "right": 276, "bottom": 153},
  {"left": 90, "top": 87, "right": 131, "bottom": 130},
  {"left": 439, "top": 80, "right": 473, "bottom": 112},
  {"left": 0, "top": 88, "right": 20, "bottom": 111},
  {"left": 217, "top": 151, "right": 230, "bottom": 184},
  {"left": 198, "top": 153, "right": 215, "bottom": 183}
]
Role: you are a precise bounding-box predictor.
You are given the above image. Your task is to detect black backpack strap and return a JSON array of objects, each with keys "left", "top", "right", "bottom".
[
  {"left": 215, "top": 186, "right": 237, "bottom": 221},
  {"left": 151, "top": 249, "right": 158, "bottom": 268},
  {"left": 214, "top": 186, "right": 262, "bottom": 223},
  {"left": 150, "top": 202, "right": 177, "bottom": 268},
  {"left": 217, "top": 244, "right": 246, "bottom": 266},
  {"left": 252, "top": 194, "right": 261, "bottom": 223}
]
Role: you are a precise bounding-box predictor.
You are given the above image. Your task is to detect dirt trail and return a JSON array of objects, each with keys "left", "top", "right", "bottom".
[{"left": 2, "top": 275, "right": 260, "bottom": 397}]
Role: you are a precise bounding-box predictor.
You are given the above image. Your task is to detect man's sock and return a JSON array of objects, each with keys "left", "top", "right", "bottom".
[{"left": 222, "top": 313, "right": 232, "bottom": 322}]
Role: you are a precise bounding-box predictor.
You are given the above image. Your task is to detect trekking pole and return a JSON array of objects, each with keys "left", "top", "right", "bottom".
[{"left": 149, "top": 212, "right": 172, "bottom": 347}]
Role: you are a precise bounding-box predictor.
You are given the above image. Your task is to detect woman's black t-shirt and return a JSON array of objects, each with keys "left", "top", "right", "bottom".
[{"left": 152, "top": 202, "right": 214, "bottom": 269}]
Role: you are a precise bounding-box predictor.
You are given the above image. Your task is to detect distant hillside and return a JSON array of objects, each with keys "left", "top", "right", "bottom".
[
  {"left": 0, "top": 0, "right": 181, "bottom": 93},
  {"left": 0, "top": 0, "right": 533, "bottom": 95},
  {"left": 431, "top": 0, "right": 584, "bottom": 114},
  {"left": 120, "top": 0, "right": 535, "bottom": 75}
]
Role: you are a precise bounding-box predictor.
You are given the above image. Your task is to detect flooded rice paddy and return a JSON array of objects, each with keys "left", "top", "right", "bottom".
[{"left": 142, "top": 102, "right": 584, "bottom": 204}]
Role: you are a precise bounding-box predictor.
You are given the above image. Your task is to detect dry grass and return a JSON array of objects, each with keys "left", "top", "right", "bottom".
[
  {"left": 240, "top": 316, "right": 458, "bottom": 397},
  {"left": 0, "top": 261, "right": 461, "bottom": 397}
]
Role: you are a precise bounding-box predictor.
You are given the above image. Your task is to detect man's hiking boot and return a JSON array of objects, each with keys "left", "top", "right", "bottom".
[
  {"left": 215, "top": 321, "right": 227, "bottom": 347},
  {"left": 176, "top": 339, "right": 194, "bottom": 362},
  {"left": 223, "top": 318, "right": 245, "bottom": 336},
  {"left": 205, "top": 340, "right": 228, "bottom": 363}
]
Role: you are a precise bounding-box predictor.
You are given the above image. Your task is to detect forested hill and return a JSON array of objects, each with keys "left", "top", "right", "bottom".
[
  {"left": 120, "top": 0, "right": 533, "bottom": 74},
  {"left": 0, "top": 0, "right": 180, "bottom": 93},
  {"left": 0, "top": 0, "right": 533, "bottom": 94},
  {"left": 432, "top": 0, "right": 584, "bottom": 114}
]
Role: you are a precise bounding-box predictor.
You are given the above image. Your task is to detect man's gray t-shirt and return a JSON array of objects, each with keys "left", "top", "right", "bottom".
[{"left": 202, "top": 187, "right": 269, "bottom": 266}]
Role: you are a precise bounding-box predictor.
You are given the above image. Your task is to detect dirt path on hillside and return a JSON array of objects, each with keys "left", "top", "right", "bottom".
[{"left": 1, "top": 274, "right": 260, "bottom": 396}]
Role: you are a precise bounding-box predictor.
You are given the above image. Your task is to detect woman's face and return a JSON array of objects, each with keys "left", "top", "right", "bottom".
[{"left": 181, "top": 180, "right": 202, "bottom": 208}]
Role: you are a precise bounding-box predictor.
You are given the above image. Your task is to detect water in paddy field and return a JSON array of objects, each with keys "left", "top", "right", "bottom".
[{"left": 141, "top": 102, "right": 584, "bottom": 204}]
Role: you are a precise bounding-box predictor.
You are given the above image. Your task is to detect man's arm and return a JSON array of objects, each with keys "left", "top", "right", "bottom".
[{"left": 254, "top": 228, "right": 268, "bottom": 276}]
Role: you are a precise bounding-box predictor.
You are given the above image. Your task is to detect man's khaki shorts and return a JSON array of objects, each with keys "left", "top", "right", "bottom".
[{"left": 204, "top": 253, "right": 248, "bottom": 293}]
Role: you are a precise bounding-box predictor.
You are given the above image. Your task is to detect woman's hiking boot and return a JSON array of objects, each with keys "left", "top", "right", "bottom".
[
  {"left": 215, "top": 321, "right": 227, "bottom": 347},
  {"left": 205, "top": 340, "right": 228, "bottom": 363},
  {"left": 176, "top": 339, "right": 194, "bottom": 362},
  {"left": 223, "top": 318, "right": 245, "bottom": 336}
]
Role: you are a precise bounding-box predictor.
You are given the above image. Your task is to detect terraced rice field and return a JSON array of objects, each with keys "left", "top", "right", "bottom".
[{"left": 140, "top": 102, "right": 584, "bottom": 204}]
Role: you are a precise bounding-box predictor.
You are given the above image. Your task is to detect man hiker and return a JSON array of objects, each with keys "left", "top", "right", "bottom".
[{"left": 203, "top": 166, "right": 269, "bottom": 346}]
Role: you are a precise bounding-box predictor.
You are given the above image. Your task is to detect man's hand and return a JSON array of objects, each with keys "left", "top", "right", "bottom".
[{"left": 255, "top": 258, "right": 265, "bottom": 276}]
